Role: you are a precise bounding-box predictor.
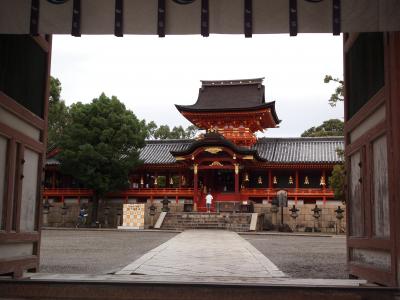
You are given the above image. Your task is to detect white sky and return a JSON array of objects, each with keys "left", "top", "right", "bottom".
[{"left": 51, "top": 33, "right": 344, "bottom": 137}]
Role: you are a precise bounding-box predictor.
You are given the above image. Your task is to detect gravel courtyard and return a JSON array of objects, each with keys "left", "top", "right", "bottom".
[
  {"left": 40, "top": 229, "right": 347, "bottom": 278},
  {"left": 244, "top": 234, "right": 347, "bottom": 279},
  {"left": 39, "top": 229, "right": 178, "bottom": 274}
]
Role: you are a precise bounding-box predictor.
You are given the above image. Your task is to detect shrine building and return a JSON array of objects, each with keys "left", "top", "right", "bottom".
[{"left": 44, "top": 78, "right": 344, "bottom": 228}]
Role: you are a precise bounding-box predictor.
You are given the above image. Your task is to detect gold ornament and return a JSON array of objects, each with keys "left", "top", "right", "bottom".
[
  {"left": 273, "top": 176, "right": 278, "bottom": 184},
  {"left": 289, "top": 176, "right": 294, "bottom": 185},
  {"left": 304, "top": 176, "right": 310, "bottom": 185}
]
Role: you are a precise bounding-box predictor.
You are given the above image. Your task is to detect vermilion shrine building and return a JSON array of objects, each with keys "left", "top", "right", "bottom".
[{"left": 44, "top": 78, "right": 344, "bottom": 215}]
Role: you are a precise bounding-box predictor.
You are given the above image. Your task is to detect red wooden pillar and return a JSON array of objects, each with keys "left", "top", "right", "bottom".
[
  {"left": 268, "top": 169, "right": 273, "bottom": 202},
  {"left": 175, "top": 195, "right": 178, "bottom": 204},
  {"left": 295, "top": 170, "right": 299, "bottom": 205},
  {"left": 193, "top": 164, "right": 198, "bottom": 210},
  {"left": 322, "top": 169, "right": 327, "bottom": 205},
  {"left": 234, "top": 164, "right": 239, "bottom": 196}
]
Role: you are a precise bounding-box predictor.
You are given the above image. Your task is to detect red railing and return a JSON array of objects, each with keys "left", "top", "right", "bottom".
[
  {"left": 241, "top": 188, "right": 334, "bottom": 198},
  {"left": 43, "top": 187, "right": 333, "bottom": 200}
]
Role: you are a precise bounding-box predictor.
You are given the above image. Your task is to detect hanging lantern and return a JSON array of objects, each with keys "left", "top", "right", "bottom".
[
  {"left": 320, "top": 176, "right": 326, "bottom": 186},
  {"left": 273, "top": 176, "right": 278, "bottom": 184},
  {"left": 181, "top": 176, "right": 186, "bottom": 186},
  {"left": 289, "top": 176, "right": 294, "bottom": 185},
  {"left": 257, "top": 176, "right": 263, "bottom": 184},
  {"left": 170, "top": 177, "right": 174, "bottom": 185},
  {"left": 304, "top": 176, "right": 309, "bottom": 185},
  {"left": 154, "top": 176, "right": 158, "bottom": 185},
  {"left": 140, "top": 176, "right": 144, "bottom": 186},
  {"left": 244, "top": 173, "right": 249, "bottom": 182}
]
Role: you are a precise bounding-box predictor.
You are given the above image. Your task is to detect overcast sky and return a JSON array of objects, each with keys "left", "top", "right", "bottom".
[{"left": 51, "top": 33, "right": 344, "bottom": 137}]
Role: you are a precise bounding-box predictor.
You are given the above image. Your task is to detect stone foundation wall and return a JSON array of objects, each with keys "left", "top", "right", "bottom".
[{"left": 43, "top": 197, "right": 346, "bottom": 233}]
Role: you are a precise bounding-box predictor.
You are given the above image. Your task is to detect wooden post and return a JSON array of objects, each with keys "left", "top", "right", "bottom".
[
  {"left": 295, "top": 170, "right": 299, "bottom": 205},
  {"left": 193, "top": 164, "right": 198, "bottom": 210},
  {"left": 268, "top": 169, "right": 273, "bottom": 202}
]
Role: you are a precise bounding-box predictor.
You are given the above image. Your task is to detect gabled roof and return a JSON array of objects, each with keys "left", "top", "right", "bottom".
[
  {"left": 170, "top": 132, "right": 266, "bottom": 162},
  {"left": 175, "top": 78, "right": 280, "bottom": 124}
]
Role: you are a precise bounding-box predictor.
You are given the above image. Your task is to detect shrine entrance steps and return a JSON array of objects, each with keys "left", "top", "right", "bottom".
[{"left": 160, "top": 212, "right": 259, "bottom": 232}]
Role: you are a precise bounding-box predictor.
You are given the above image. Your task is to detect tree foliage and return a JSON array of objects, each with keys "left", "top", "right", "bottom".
[
  {"left": 149, "top": 123, "right": 198, "bottom": 139},
  {"left": 301, "top": 119, "right": 344, "bottom": 137},
  {"left": 329, "top": 164, "right": 345, "bottom": 201},
  {"left": 324, "top": 75, "right": 344, "bottom": 107},
  {"left": 47, "top": 76, "right": 70, "bottom": 148},
  {"left": 58, "top": 93, "right": 147, "bottom": 221}
]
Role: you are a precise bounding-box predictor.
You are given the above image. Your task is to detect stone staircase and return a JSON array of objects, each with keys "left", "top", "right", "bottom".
[{"left": 160, "top": 212, "right": 255, "bottom": 232}]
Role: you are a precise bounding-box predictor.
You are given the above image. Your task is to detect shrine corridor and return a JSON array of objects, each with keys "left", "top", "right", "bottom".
[{"left": 116, "top": 230, "right": 285, "bottom": 278}]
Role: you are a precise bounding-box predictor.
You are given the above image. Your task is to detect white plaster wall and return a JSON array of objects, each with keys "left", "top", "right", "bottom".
[
  {"left": 350, "top": 104, "right": 385, "bottom": 143},
  {"left": 0, "top": 107, "right": 41, "bottom": 141}
]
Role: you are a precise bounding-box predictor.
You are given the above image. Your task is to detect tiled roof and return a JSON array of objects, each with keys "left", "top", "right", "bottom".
[
  {"left": 253, "top": 137, "right": 344, "bottom": 163},
  {"left": 138, "top": 137, "right": 344, "bottom": 164},
  {"left": 138, "top": 139, "right": 192, "bottom": 164},
  {"left": 46, "top": 137, "right": 344, "bottom": 166}
]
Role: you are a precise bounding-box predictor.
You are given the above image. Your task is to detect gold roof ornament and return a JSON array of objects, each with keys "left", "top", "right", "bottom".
[
  {"left": 210, "top": 161, "right": 223, "bottom": 167},
  {"left": 304, "top": 176, "right": 310, "bottom": 185},
  {"left": 289, "top": 176, "right": 294, "bottom": 185},
  {"left": 204, "top": 147, "right": 223, "bottom": 154},
  {"left": 320, "top": 176, "right": 326, "bottom": 186},
  {"left": 273, "top": 176, "right": 278, "bottom": 185}
]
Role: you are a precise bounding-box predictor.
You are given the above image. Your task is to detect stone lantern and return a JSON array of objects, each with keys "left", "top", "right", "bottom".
[
  {"left": 289, "top": 205, "right": 299, "bottom": 232},
  {"left": 149, "top": 204, "right": 157, "bottom": 228},
  {"left": 42, "top": 198, "right": 53, "bottom": 227},
  {"left": 60, "top": 202, "right": 68, "bottom": 227},
  {"left": 270, "top": 198, "right": 279, "bottom": 226},
  {"left": 311, "top": 204, "right": 322, "bottom": 232},
  {"left": 335, "top": 206, "right": 345, "bottom": 234},
  {"left": 162, "top": 196, "right": 170, "bottom": 212}
]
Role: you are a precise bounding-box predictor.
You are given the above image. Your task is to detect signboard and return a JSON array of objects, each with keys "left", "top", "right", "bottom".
[{"left": 119, "top": 203, "right": 145, "bottom": 230}]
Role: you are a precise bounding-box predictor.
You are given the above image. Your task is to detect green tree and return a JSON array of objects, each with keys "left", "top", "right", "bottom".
[
  {"left": 49, "top": 76, "right": 62, "bottom": 105},
  {"left": 154, "top": 125, "right": 171, "bottom": 139},
  {"left": 58, "top": 93, "right": 146, "bottom": 223},
  {"left": 47, "top": 76, "right": 70, "bottom": 148},
  {"left": 145, "top": 121, "right": 158, "bottom": 139},
  {"left": 329, "top": 163, "right": 345, "bottom": 202},
  {"left": 170, "top": 126, "right": 186, "bottom": 139},
  {"left": 301, "top": 119, "right": 344, "bottom": 137},
  {"left": 324, "top": 75, "right": 344, "bottom": 107}
]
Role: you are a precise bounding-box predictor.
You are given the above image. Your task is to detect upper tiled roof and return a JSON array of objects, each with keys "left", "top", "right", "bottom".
[
  {"left": 138, "top": 137, "right": 344, "bottom": 165},
  {"left": 175, "top": 78, "right": 281, "bottom": 125}
]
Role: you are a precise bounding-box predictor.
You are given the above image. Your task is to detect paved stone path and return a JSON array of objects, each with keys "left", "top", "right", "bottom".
[{"left": 116, "top": 230, "right": 285, "bottom": 278}]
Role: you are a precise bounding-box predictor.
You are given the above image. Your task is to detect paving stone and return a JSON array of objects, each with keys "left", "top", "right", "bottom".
[{"left": 116, "top": 230, "right": 286, "bottom": 278}]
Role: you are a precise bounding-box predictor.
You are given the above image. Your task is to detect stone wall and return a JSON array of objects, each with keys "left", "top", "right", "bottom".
[
  {"left": 254, "top": 201, "right": 346, "bottom": 233},
  {"left": 43, "top": 197, "right": 346, "bottom": 233}
]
